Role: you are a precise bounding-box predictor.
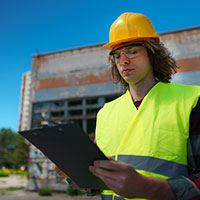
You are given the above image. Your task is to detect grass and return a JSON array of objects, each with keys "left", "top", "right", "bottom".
[
  {"left": 0, "top": 186, "right": 25, "bottom": 191},
  {"left": 0, "top": 186, "right": 25, "bottom": 196},
  {"left": 0, "top": 180, "right": 6, "bottom": 183},
  {"left": 7, "top": 186, "right": 25, "bottom": 191}
]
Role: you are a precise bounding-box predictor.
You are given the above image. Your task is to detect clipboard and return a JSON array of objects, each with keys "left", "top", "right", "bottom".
[{"left": 19, "top": 124, "right": 109, "bottom": 190}]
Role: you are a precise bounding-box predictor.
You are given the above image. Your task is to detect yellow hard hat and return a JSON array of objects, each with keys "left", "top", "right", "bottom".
[{"left": 103, "top": 12, "right": 160, "bottom": 50}]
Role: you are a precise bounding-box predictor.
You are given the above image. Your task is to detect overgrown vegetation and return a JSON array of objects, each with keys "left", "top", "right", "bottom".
[
  {"left": 0, "top": 128, "right": 28, "bottom": 169},
  {"left": 0, "top": 169, "right": 27, "bottom": 177},
  {"left": 66, "top": 185, "right": 85, "bottom": 196},
  {"left": 6, "top": 186, "right": 25, "bottom": 191},
  {"left": 0, "top": 186, "right": 25, "bottom": 196},
  {"left": 38, "top": 188, "right": 52, "bottom": 196},
  {"left": 0, "top": 170, "right": 9, "bottom": 177}
]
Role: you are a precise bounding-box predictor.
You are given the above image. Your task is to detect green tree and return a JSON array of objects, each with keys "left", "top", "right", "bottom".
[
  {"left": 0, "top": 128, "right": 28, "bottom": 169},
  {"left": 12, "top": 134, "right": 29, "bottom": 169}
]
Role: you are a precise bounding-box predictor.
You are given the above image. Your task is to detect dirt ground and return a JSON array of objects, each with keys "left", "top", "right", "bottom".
[
  {"left": 0, "top": 175, "right": 101, "bottom": 200},
  {"left": 0, "top": 190, "right": 101, "bottom": 200},
  {"left": 0, "top": 175, "right": 27, "bottom": 189}
]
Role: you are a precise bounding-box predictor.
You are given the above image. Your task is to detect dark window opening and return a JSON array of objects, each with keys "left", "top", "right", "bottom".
[
  {"left": 68, "top": 100, "right": 82, "bottom": 107},
  {"left": 33, "top": 103, "right": 49, "bottom": 112},
  {"left": 86, "top": 98, "right": 98, "bottom": 105},
  {"left": 33, "top": 113, "right": 42, "bottom": 120},
  {"left": 86, "top": 108, "right": 100, "bottom": 115},
  {"left": 51, "top": 111, "right": 65, "bottom": 117},
  {"left": 51, "top": 101, "right": 64, "bottom": 109},
  {"left": 68, "top": 110, "right": 82, "bottom": 116},
  {"left": 105, "top": 95, "right": 120, "bottom": 103}
]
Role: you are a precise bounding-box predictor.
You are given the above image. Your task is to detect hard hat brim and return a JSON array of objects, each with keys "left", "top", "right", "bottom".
[{"left": 103, "top": 35, "right": 159, "bottom": 50}]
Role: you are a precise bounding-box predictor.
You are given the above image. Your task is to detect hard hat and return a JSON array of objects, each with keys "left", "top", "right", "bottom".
[{"left": 103, "top": 12, "right": 159, "bottom": 50}]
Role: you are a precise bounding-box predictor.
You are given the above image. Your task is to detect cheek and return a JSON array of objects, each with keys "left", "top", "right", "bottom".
[
  {"left": 134, "top": 56, "right": 152, "bottom": 72},
  {"left": 116, "top": 64, "right": 122, "bottom": 74}
]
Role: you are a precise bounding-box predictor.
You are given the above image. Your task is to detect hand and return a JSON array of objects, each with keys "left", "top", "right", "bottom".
[
  {"left": 89, "top": 159, "right": 146, "bottom": 198},
  {"left": 89, "top": 160, "right": 176, "bottom": 200}
]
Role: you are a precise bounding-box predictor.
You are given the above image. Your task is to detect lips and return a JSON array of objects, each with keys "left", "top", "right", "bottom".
[{"left": 122, "top": 68, "right": 134, "bottom": 74}]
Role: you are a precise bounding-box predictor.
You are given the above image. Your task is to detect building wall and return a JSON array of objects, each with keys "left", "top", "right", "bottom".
[
  {"left": 27, "top": 27, "right": 200, "bottom": 191},
  {"left": 18, "top": 71, "right": 32, "bottom": 131},
  {"left": 160, "top": 27, "right": 200, "bottom": 85},
  {"left": 31, "top": 45, "right": 121, "bottom": 102}
]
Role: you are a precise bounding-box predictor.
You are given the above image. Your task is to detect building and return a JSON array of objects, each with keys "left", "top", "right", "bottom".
[
  {"left": 18, "top": 71, "right": 32, "bottom": 132},
  {"left": 27, "top": 26, "right": 200, "bottom": 191},
  {"left": 162, "top": 27, "right": 200, "bottom": 85}
]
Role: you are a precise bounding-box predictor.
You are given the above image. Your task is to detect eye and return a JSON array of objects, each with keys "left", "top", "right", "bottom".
[
  {"left": 113, "top": 53, "right": 120, "bottom": 59},
  {"left": 128, "top": 50, "right": 137, "bottom": 54},
  {"left": 126, "top": 49, "right": 137, "bottom": 57}
]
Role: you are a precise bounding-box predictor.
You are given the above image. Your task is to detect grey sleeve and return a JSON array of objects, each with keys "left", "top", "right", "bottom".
[{"left": 168, "top": 176, "right": 200, "bottom": 200}]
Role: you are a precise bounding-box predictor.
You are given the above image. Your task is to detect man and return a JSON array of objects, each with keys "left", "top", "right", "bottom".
[
  {"left": 88, "top": 12, "right": 200, "bottom": 200},
  {"left": 55, "top": 12, "right": 200, "bottom": 200}
]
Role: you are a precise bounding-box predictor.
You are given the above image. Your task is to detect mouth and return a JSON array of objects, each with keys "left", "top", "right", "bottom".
[{"left": 122, "top": 68, "right": 134, "bottom": 74}]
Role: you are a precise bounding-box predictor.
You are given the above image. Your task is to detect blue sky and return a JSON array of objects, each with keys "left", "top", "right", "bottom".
[{"left": 0, "top": 0, "right": 199, "bottom": 132}]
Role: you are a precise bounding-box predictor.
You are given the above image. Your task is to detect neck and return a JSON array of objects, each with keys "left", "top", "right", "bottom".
[{"left": 129, "top": 79, "right": 157, "bottom": 102}]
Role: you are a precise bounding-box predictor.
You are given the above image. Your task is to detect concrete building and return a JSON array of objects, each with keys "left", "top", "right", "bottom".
[
  {"left": 27, "top": 26, "right": 200, "bottom": 191},
  {"left": 18, "top": 71, "right": 32, "bottom": 131}
]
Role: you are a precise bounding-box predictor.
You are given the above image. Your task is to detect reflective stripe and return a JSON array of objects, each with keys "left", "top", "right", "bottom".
[
  {"left": 101, "top": 195, "right": 112, "bottom": 200},
  {"left": 118, "top": 155, "right": 188, "bottom": 178},
  {"left": 114, "top": 196, "right": 125, "bottom": 200},
  {"left": 101, "top": 195, "right": 126, "bottom": 200}
]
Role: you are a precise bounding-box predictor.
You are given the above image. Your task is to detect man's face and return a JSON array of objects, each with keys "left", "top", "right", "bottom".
[{"left": 112, "top": 44, "right": 154, "bottom": 85}]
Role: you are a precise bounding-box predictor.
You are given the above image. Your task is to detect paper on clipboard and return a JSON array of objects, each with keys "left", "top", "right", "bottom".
[{"left": 19, "top": 124, "right": 109, "bottom": 190}]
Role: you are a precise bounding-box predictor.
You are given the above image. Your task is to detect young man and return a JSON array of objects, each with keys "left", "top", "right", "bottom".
[{"left": 88, "top": 12, "right": 200, "bottom": 200}]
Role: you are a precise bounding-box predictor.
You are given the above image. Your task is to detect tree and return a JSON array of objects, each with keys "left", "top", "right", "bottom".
[
  {"left": 12, "top": 134, "right": 29, "bottom": 169},
  {"left": 0, "top": 128, "right": 29, "bottom": 169}
]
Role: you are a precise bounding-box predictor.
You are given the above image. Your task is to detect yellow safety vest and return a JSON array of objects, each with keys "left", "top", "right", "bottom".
[{"left": 95, "top": 82, "right": 200, "bottom": 200}]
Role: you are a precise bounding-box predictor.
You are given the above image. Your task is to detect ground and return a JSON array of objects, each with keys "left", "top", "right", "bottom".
[{"left": 0, "top": 175, "right": 101, "bottom": 200}]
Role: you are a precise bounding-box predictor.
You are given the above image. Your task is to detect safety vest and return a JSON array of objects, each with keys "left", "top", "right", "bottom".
[{"left": 95, "top": 82, "right": 200, "bottom": 200}]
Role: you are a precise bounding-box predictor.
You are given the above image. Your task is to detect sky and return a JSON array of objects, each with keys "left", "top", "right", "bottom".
[{"left": 0, "top": 0, "right": 199, "bottom": 132}]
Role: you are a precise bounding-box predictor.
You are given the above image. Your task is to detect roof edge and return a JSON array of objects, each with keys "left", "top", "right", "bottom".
[
  {"left": 32, "top": 42, "right": 106, "bottom": 57},
  {"left": 159, "top": 25, "right": 200, "bottom": 36}
]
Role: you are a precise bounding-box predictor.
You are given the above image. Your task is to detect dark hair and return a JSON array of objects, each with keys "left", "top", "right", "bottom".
[{"left": 108, "top": 41, "right": 179, "bottom": 90}]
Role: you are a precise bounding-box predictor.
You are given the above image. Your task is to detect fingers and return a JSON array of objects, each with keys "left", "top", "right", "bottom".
[
  {"left": 89, "top": 165, "right": 115, "bottom": 179},
  {"left": 93, "top": 159, "right": 132, "bottom": 171},
  {"left": 93, "top": 160, "right": 118, "bottom": 170}
]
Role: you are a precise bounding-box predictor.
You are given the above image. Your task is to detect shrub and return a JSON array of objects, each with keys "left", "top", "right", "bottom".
[
  {"left": 7, "top": 187, "right": 24, "bottom": 191},
  {"left": 0, "top": 170, "right": 9, "bottom": 177},
  {"left": 38, "top": 189, "right": 52, "bottom": 196},
  {"left": 10, "top": 169, "right": 27, "bottom": 176},
  {"left": 66, "top": 185, "right": 85, "bottom": 196}
]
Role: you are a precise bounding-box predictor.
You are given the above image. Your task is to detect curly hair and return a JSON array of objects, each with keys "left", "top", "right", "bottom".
[{"left": 108, "top": 41, "right": 179, "bottom": 90}]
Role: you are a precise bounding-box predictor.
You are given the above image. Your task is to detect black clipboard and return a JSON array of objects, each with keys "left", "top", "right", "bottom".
[{"left": 19, "top": 124, "right": 109, "bottom": 190}]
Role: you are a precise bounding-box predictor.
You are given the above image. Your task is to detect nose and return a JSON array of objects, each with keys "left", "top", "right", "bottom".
[
  {"left": 120, "top": 53, "right": 129, "bottom": 65},
  {"left": 121, "top": 61, "right": 129, "bottom": 65}
]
